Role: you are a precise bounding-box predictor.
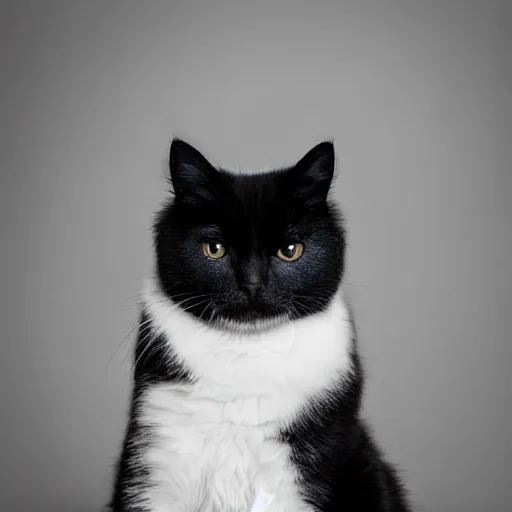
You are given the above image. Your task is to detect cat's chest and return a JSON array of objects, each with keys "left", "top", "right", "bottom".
[
  {"left": 141, "top": 385, "right": 314, "bottom": 512},
  {"left": 139, "top": 286, "right": 351, "bottom": 510}
]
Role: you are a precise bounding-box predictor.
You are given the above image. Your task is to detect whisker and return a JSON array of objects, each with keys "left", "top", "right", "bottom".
[
  {"left": 106, "top": 315, "right": 155, "bottom": 374},
  {"left": 123, "top": 292, "right": 146, "bottom": 305},
  {"left": 294, "top": 294, "right": 327, "bottom": 303},
  {"left": 342, "top": 280, "right": 366, "bottom": 288},
  {"left": 174, "top": 293, "right": 217, "bottom": 308},
  {"left": 134, "top": 332, "right": 157, "bottom": 370},
  {"left": 180, "top": 297, "right": 215, "bottom": 313},
  {"left": 293, "top": 297, "right": 323, "bottom": 317},
  {"left": 167, "top": 290, "right": 216, "bottom": 300}
]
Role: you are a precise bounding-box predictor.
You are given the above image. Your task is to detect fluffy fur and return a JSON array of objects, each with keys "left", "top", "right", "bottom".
[{"left": 110, "top": 140, "right": 410, "bottom": 511}]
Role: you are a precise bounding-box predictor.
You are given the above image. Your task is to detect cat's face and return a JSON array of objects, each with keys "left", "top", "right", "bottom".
[{"left": 154, "top": 139, "right": 345, "bottom": 330}]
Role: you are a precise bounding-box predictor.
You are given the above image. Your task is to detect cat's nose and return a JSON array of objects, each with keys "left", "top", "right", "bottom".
[{"left": 240, "top": 281, "right": 264, "bottom": 301}]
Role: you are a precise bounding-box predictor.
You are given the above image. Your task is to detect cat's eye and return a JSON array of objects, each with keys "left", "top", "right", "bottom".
[
  {"left": 277, "top": 243, "right": 304, "bottom": 262},
  {"left": 203, "top": 242, "right": 226, "bottom": 259}
]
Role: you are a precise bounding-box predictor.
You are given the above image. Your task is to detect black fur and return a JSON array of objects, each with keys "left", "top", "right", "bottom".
[
  {"left": 110, "top": 313, "right": 194, "bottom": 512},
  {"left": 281, "top": 306, "right": 410, "bottom": 511},
  {"left": 110, "top": 139, "right": 411, "bottom": 511}
]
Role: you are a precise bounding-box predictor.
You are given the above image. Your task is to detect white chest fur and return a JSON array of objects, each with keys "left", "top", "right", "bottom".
[{"left": 139, "top": 281, "right": 352, "bottom": 512}]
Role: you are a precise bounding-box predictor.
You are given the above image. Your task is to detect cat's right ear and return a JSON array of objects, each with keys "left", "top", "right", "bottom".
[{"left": 169, "top": 139, "right": 217, "bottom": 200}]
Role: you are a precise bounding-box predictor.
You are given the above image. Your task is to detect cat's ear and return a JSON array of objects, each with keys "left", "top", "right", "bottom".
[
  {"left": 293, "top": 141, "right": 335, "bottom": 206},
  {"left": 169, "top": 139, "right": 217, "bottom": 200}
]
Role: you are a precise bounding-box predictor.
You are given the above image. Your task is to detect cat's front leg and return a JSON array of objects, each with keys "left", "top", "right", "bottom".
[
  {"left": 139, "top": 448, "right": 207, "bottom": 512},
  {"left": 139, "top": 491, "right": 190, "bottom": 512},
  {"left": 111, "top": 479, "right": 196, "bottom": 512}
]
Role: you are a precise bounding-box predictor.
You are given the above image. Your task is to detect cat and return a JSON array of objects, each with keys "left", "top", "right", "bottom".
[{"left": 110, "top": 139, "right": 411, "bottom": 511}]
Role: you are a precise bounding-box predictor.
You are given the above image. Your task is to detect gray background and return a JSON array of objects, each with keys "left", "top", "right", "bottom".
[{"left": 1, "top": 1, "right": 511, "bottom": 511}]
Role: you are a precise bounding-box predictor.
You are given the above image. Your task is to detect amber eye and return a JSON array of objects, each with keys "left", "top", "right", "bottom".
[
  {"left": 277, "top": 243, "right": 304, "bottom": 262},
  {"left": 203, "top": 242, "right": 226, "bottom": 259}
]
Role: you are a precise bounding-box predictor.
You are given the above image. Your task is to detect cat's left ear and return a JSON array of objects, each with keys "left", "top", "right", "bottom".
[{"left": 294, "top": 141, "right": 335, "bottom": 206}]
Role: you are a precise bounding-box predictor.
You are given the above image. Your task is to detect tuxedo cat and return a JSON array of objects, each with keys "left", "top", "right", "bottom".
[{"left": 110, "top": 139, "right": 410, "bottom": 511}]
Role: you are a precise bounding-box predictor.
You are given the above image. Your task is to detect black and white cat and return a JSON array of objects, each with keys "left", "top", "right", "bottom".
[{"left": 110, "top": 140, "right": 410, "bottom": 511}]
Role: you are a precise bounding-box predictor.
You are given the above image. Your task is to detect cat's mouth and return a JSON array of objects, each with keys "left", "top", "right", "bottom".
[
  {"left": 213, "top": 311, "right": 290, "bottom": 334},
  {"left": 211, "top": 305, "right": 291, "bottom": 333},
  {"left": 219, "top": 304, "right": 286, "bottom": 319}
]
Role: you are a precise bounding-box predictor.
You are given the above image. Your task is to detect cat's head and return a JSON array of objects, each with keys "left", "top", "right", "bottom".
[{"left": 154, "top": 139, "right": 345, "bottom": 331}]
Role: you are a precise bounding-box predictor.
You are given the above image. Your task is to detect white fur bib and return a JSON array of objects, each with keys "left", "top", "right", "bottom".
[{"left": 138, "top": 280, "right": 352, "bottom": 511}]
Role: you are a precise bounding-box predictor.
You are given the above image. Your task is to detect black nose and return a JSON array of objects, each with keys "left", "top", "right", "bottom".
[{"left": 240, "top": 281, "right": 264, "bottom": 301}]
